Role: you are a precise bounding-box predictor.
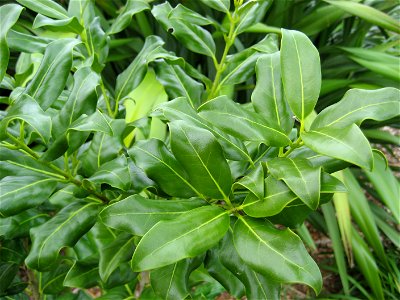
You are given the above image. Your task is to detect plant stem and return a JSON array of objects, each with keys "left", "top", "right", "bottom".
[{"left": 100, "top": 78, "right": 115, "bottom": 118}]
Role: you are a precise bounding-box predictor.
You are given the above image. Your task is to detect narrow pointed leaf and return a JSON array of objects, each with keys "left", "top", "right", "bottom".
[
  {"left": 69, "top": 111, "right": 113, "bottom": 136},
  {"left": 267, "top": 157, "right": 321, "bottom": 210},
  {"left": 199, "top": 0, "right": 230, "bottom": 13},
  {"left": 108, "top": 0, "right": 150, "bottom": 34},
  {"left": 16, "top": 0, "right": 68, "bottom": 19},
  {"left": 33, "top": 14, "right": 83, "bottom": 33},
  {"left": 311, "top": 88, "right": 400, "bottom": 129},
  {"left": 131, "top": 206, "right": 229, "bottom": 271},
  {"left": 25, "top": 202, "right": 99, "bottom": 271},
  {"left": 281, "top": 29, "right": 321, "bottom": 121},
  {"left": 252, "top": 53, "right": 293, "bottom": 134},
  {"left": 302, "top": 124, "right": 373, "bottom": 170},
  {"left": 198, "top": 96, "right": 291, "bottom": 146},
  {"left": 99, "top": 195, "right": 206, "bottom": 236},
  {"left": 233, "top": 217, "right": 322, "bottom": 294},
  {"left": 128, "top": 139, "right": 198, "bottom": 198},
  {"left": 169, "top": 121, "right": 232, "bottom": 199},
  {"left": 64, "top": 261, "right": 99, "bottom": 289},
  {"left": 7, "top": 30, "right": 53, "bottom": 53}
]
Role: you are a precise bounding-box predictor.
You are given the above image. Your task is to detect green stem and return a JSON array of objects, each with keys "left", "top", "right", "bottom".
[
  {"left": 100, "top": 78, "right": 115, "bottom": 117},
  {"left": 281, "top": 137, "right": 304, "bottom": 158}
]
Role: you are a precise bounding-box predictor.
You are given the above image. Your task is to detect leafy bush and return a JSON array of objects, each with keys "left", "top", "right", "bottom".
[{"left": 0, "top": 0, "right": 399, "bottom": 299}]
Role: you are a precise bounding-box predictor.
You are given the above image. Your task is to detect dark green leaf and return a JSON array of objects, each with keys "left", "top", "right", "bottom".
[
  {"left": 64, "top": 260, "right": 99, "bottom": 289},
  {"left": 0, "top": 262, "right": 19, "bottom": 295},
  {"left": 233, "top": 164, "right": 264, "bottom": 199},
  {"left": 199, "top": 0, "right": 230, "bottom": 13},
  {"left": 131, "top": 206, "right": 229, "bottom": 271},
  {"left": 108, "top": 0, "right": 150, "bottom": 34},
  {"left": 7, "top": 30, "right": 53, "bottom": 53},
  {"left": 39, "top": 260, "right": 73, "bottom": 294}
]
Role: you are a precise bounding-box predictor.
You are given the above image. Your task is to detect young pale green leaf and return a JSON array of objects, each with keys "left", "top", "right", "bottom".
[
  {"left": 301, "top": 124, "right": 373, "bottom": 171},
  {"left": 169, "top": 121, "right": 232, "bottom": 200},
  {"left": 311, "top": 88, "right": 400, "bottom": 129},
  {"left": 155, "top": 97, "right": 251, "bottom": 162},
  {"left": 233, "top": 164, "right": 264, "bottom": 199},
  {"left": 252, "top": 53, "right": 293, "bottom": 134},
  {"left": 108, "top": 0, "right": 150, "bottom": 34},
  {"left": 0, "top": 176, "right": 57, "bottom": 217},
  {"left": 131, "top": 206, "right": 229, "bottom": 271},
  {"left": 234, "top": 1, "right": 271, "bottom": 34},
  {"left": 25, "top": 202, "right": 99, "bottom": 271},
  {"left": 155, "top": 60, "right": 203, "bottom": 108},
  {"left": 325, "top": 0, "right": 400, "bottom": 33},
  {"left": 16, "top": 0, "right": 68, "bottom": 19},
  {"left": 219, "top": 229, "right": 281, "bottom": 299},
  {"left": 52, "top": 67, "right": 100, "bottom": 137},
  {"left": 24, "top": 38, "right": 80, "bottom": 110},
  {"left": 7, "top": 30, "right": 53, "bottom": 54},
  {"left": 280, "top": 29, "right": 321, "bottom": 121},
  {"left": 128, "top": 139, "right": 199, "bottom": 198},
  {"left": 198, "top": 96, "right": 291, "bottom": 146},
  {"left": 0, "top": 4, "right": 24, "bottom": 82},
  {"left": 199, "top": 0, "right": 230, "bottom": 13},
  {"left": 233, "top": 217, "right": 322, "bottom": 294},
  {"left": 99, "top": 233, "right": 136, "bottom": 282},
  {"left": 115, "top": 36, "right": 164, "bottom": 102},
  {"left": 99, "top": 195, "right": 206, "bottom": 236},
  {"left": 267, "top": 157, "right": 321, "bottom": 210},
  {"left": 33, "top": 14, "right": 83, "bottom": 33}
]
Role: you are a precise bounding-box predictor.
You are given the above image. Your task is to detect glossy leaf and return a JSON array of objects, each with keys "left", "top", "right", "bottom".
[
  {"left": 252, "top": 53, "right": 293, "bottom": 134},
  {"left": 7, "top": 30, "right": 53, "bottom": 53},
  {"left": 131, "top": 206, "right": 229, "bottom": 271},
  {"left": 267, "top": 157, "right": 321, "bottom": 210},
  {"left": 198, "top": 96, "right": 291, "bottom": 146},
  {"left": 302, "top": 124, "right": 373, "bottom": 171},
  {"left": 108, "top": 0, "right": 150, "bottom": 34},
  {"left": 33, "top": 14, "right": 83, "bottom": 33},
  {"left": 16, "top": 0, "right": 68, "bottom": 19},
  {"left": 128, "top": 139, "right": 198, "bottom": 198},
  {"left": 234, "top": 1, "right": 271, "bottom": 34},
  {"left": 24, "top": 38, "right": 80, "bottom": 110},
  {"left": 311, "top": 88, "right": 400, "bottom": 129},
  {"left": 199, "top": 0, "right": 230, "bottom": 13},
  {"left": 169, "top": 120, "right": 232, "bottom": 199},
  {"left": 233, "top": 217, "right": 322, "bottom": 294},
  {"left": 64, "top": 260, "right": 100, "bottom": 289},
  {"left": 99, "top": 195, "right": 206, "bottom": 236},
  {"left": 25, "top": 202, "right": 99, "bottom": 271},
  {"left": 0, "top": 4, "right": 24, "bottom": 82},
  {"left": 281, "top": 29, "right": 321, "bottom": 121},
  {"left": 233, "top": 164, "right": 264, "bottom": 199},
  {"left": 0, "top": 176, "right": 57, "bottom": 217}
]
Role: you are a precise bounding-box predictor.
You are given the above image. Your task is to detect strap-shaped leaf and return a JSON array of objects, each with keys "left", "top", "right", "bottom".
[
  {"left": 252, "top": 53, "right": 293, "bottom": 134},
  {"left": 0, "top": 94, "right": 52, "bottom": 143},
  {"left": 108, "top": 0, "right": 150, "bottom": 34},
  {"left": 267, "top": 157, "right": 321, "bottom": 210},
  {"left": 280, "top": 29, "right": 321, "bottom": 121},
  {"left": 199, "top": 0, "right": 230, "bottom": 13},
  {"left": 25, "top": 202, "right": 99, "bottom": 271},
  {"left": 16, "top": 0, "right": 68, "bottom": 19},
  {"left": 154, "top": 97, "right": 251, "bottom": 162},
  {"left": 311, "top": 88, "right": 400, "bottom": 129},
  {"left": 302, "top": 124, "right": 373, "bottom": 171},
  {"left": 33, "top": 14, "right": 83, "bottom": 33},
  {"left": 128, "top": 139, "right": 199, "bottom": 198},
  {"left": 99, "top": 233, "right": 136, "bottom": 282},
  {"left": 99, "top": 195, "right": 206, "bottom": 236},
  {"left": 198, "top": 96, "right": 291, "bottom": 146},
  {"left": 0, "top": 176, "right": 57, "bottom": 217},
  {"left": 0, "top": 4, "right": 23, "bottom": 82},
  {"left": 24, "top": 38, "right": 80, "bottom": 110},
  {"left": 7, "top": 30, "right": 53, "bottom": 54},
  {"left": 131, "top": 206, "right": 229, "bottom": 271},
  {"left": 233, "top": 217, "right": 322, "bottom": 294},
  {"left": 169, "top": 120, "right": 232, "bottom": 200}
]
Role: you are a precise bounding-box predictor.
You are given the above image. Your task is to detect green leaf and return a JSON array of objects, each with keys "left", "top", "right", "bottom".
[
  {"left": 324, "top": 0, "right": 400, "bottom": 33},
  {"left": 267, "top": 157, "right": 321, "bottom": 210},
  {"left": 64, "top": 260, "right": 100, "bottom": 289},
  {"left": 198, "top": 96, "right": 291, "bottom": 146},
  {"left": 233, "top": 164, "right": 264, "bottom": 199},
  {"left": 301, "top": 124, "right": 373, "bottom": 170},
  {"left": 199, "top": 0, "right": 230, "bottom": 13},
  {"left": 0, "top": 94, "right": 52, "bottom": 143},
  {"left": 131, "top": 206, "right": 229, "bottom": 271},
  {"left": 24, "top": 38, "right": 80, "bottom": 110},
  {"left": 52, "top": 67, "right": 100, "bottom": 136},
  {"left": 108, "top": 0, "right": 150, "bottom": 34},
  {"left": 128, "top": 139, "right": 199, "bottom": 198},
  {"left": 33, "top": 14, "right": 83, "bottom": 34},
  {"left": 252, "top": 52, "right": 293, "bottom": 134},
  {"left": 280, "top": 29, "right": 321, "bottom": 121},
  {"left": 0, "top": 176, "right": 57, "bottom": 217},
  {"left": 0, "top": 4, "right": 24, "bottom": 82},
  {"left": 311, "top": 88, "right": 400, "bottom": 129},
  {"left": 154, "top": 97, "right": 251, "bottom": 162},
  {"left": 155, "top": 60, "right": 203, "bottom": 108},
  {"left": 169, "top": 121, "right": 232, "bottom": 200},
  {"left": 0, "top": 262, "right": 19, "bottom": 295},
  {"left": 99, "top": 233, "right": 136, "bottom": 282},
  {"left": 99, "top": 195, "right": 206, "bottom": 236},
  {"left": 69, "top": 110, "right": 113, "bottom": 136},
  {"left": 234, "top": 1, "right": 271, "bottom": 34},
  {"left": 16, "top": 0, "right": 68, "bottom": 19},
  {"left": 7, "top": 30, "right": 53, "bottom": 53},
  {"left": 233, "top": 217, "right": 322, "bottom": 294},
  {"left": 25, "top": 202, "right": 99, "bottom": 271},
  {"left": 39, "top": 260, "right": 72, "bottom": 294}
]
